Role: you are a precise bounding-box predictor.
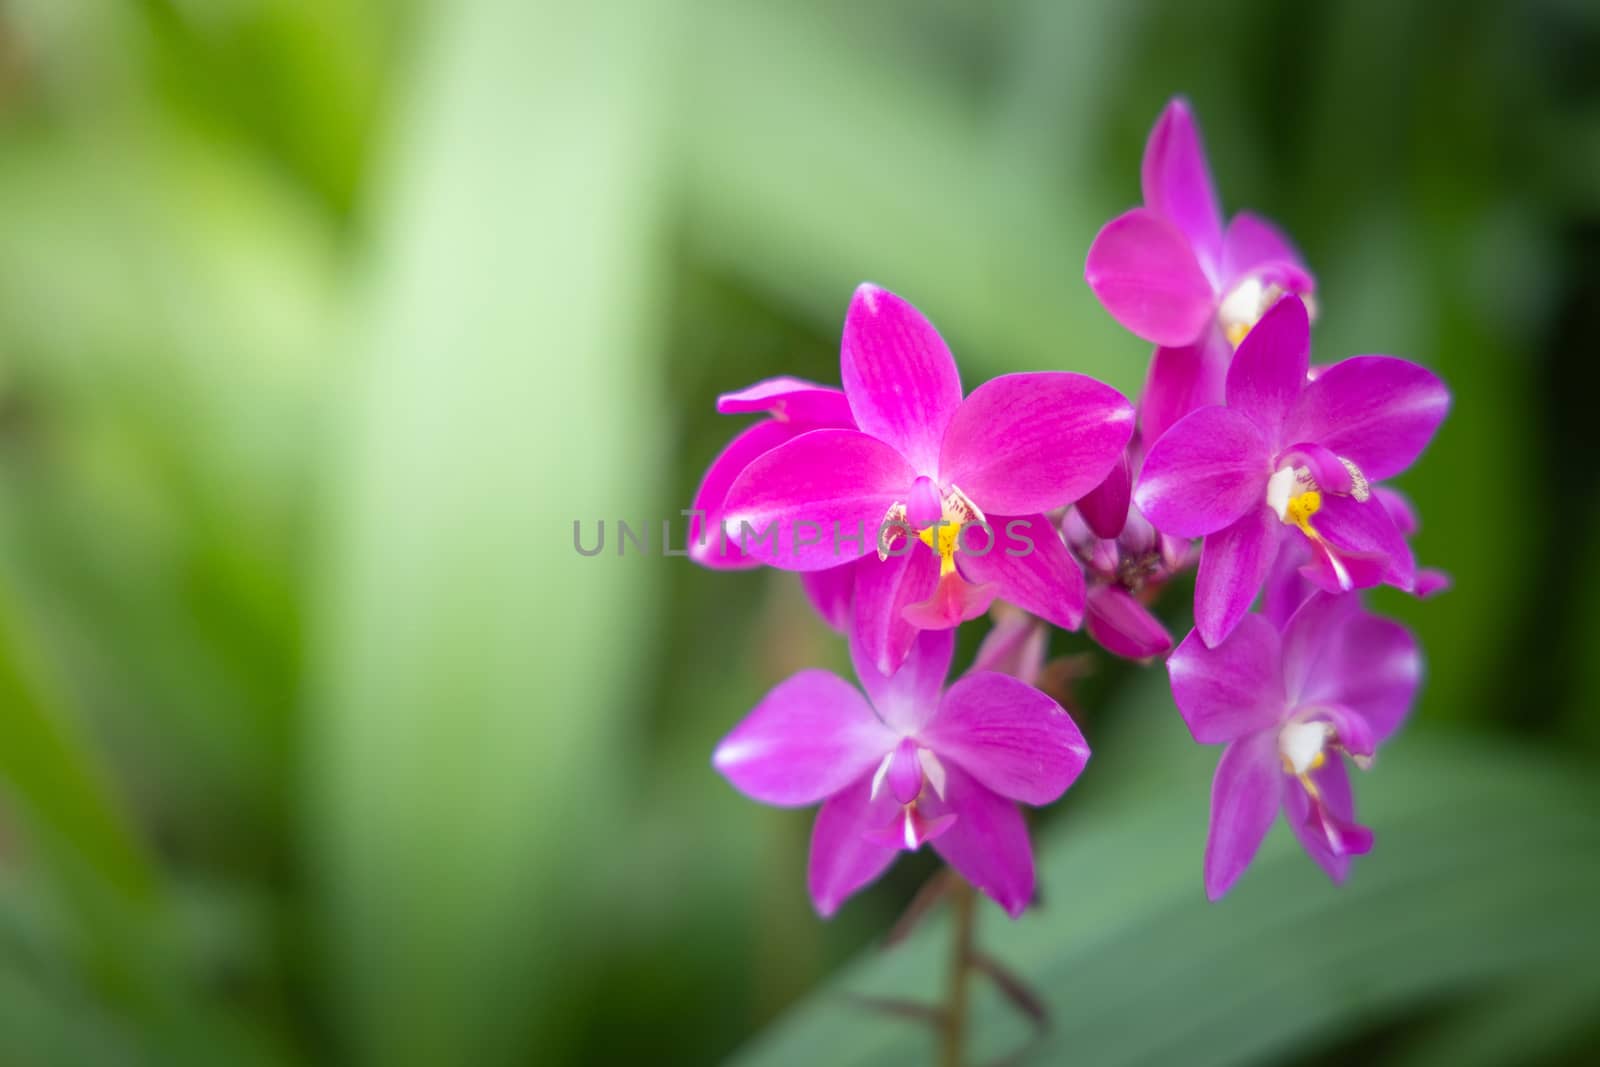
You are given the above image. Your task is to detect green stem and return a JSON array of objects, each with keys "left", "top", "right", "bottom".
[{"left": 939, "top": 877, "right": 976, "bottom": 1067}]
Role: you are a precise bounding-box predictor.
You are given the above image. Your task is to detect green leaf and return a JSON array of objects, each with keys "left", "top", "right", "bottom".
[
  {"left": 733, "top": 718, "right": 1600, "bottom": 1067},
  {"left": 303, "top": 1, "right": 669, "bottom": 1065}
]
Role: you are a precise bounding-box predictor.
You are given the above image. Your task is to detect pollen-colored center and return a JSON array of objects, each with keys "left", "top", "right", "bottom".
[
  {"left": 1266, "top": 465, "right": 1324, "bottom": 540},
  {"left": 1284, "top": 490, "right": 1322, "bottom": 539},
  {"left": 918, "top": 521, "right": 963, "bottom": 577}
]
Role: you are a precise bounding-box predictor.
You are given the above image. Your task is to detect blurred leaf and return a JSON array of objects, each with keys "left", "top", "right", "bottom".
[
  {"left": 733, "top": 719, "right": 1600, "bottom": 1066},
  {"left": 0, "top": 583, "right": 158, "bottom": 983},
  {"left": 304, "top": 1, "right": 669, "bottom": 1065}
]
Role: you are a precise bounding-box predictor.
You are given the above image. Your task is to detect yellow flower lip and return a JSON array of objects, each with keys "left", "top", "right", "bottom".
[
  {"left": 918, "top": 521, "right": 963, "bottom": 577},
  {"left": 880, "top": 483, "right": 987, "bottom": 574}
]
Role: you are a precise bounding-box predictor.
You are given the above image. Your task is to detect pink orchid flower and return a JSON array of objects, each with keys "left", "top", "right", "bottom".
[
  {"left": 1085, "top": 97, "right": 1317, "bottom": 443},
  {"left": 714, "top": 628, "right": 1089, "bottom": 917},
  {"left": 1167, "top": 592, "right": 1421, "bottom": 899},
  {"left": 1134, "top": 295, "right": 1448, "bottom": 647},
  {"left": 723, "top": 284, "right": 1133, "bottom": 675}
]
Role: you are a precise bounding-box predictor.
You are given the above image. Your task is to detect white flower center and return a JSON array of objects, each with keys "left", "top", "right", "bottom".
[
  {"left": 1278, "top": 720, "right": 1331, "bottom": 776},
  {"left": 1266, "top": 466, "right": 1299, "bottom": 522},
  {"left": 1218, "top": 277, "right": 1318, "bottom": 347}
]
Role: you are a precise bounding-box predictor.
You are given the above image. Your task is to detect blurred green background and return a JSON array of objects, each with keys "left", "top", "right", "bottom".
[{"left": 1, "top": 1, "right": 1597, "bottom": 1064}]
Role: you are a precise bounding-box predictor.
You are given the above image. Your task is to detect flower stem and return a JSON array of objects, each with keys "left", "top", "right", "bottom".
[{"left": 939, "top": 877, "right": 976, "bottom": 1067}]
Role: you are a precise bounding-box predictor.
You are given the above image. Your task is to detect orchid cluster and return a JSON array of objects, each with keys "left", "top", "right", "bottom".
[{"left": 693, "top": 98, "right": 1449, "bottom": 921}]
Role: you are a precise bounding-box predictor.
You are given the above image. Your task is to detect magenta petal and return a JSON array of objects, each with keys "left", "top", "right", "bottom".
[
  {"left": 955, "top": 515, "right": 1086, "bottom": 631},
  {"left": 1376, "top": 487, "right": 1419, "bottom": 535},
  {"left": 689, "top": 419, "right": 808, "bottom": 569},
  {"left": 1078, "top": 450, "right": 1132, "bottom": 540},
  {"left": 1139, "top": 327, "right": 1231, "bottom": 445},
  {"left": 1168, "top": 614, "right": 1285, "bottom": 744},
  {"left": 714, "top": 671, "right": 894, "bottom": 806},
  {"left": 939, "top": 373, "right": 1134, "bottom": 516},
  {"left": 1310, "top": 493, "right": 1415, "bottom": 592},
  {"left": 1414, "top": 569, "right": 1451, "bottom": 598},
  {"left": 1284, "top": 595, "right": 1420, "bottom": 745},
  {"left": 1284, "top": 356, "right": 1450, "bottom": 481},
  {"left": 716, "top": 377, "right": 854, "bottom": 425},
  {"left": 907, "top": 475, "right": 944, "bottom": 528},
  {"left": 1225, "top": 294, "right": 1310, "bottom": 441},
  {"left": 969, "top": 612, "right": 1048, "bottom": 686},
  {"left": 923, "top": 765, "right": 1036, "bottom": 918},
  {"left": 884, "top": 738, "right": 925, "bottom": 804},
  {"left": 1220, "top": 212, "right": 1314, "bottom": 296},
  {"left": 1278, "top": 590, "right": 1362, "bottom": 705},
  {"left": 850, "top": 625, "right": 955, "bottom": 737},
  {"left": 1140, "top": 98, "right": 1225, "bottom": 278},
  {"left": 840, "top": 284, "right": 963, "bottom": 475},
  {"left": 902, "top": 571, "right": 997, "bottom": 632},
  {"left": 1194, "top": 506, "right": 1281, "bottom": 647},
  {"left": 1276, "top": 441, "right": 1356, "bottom": 496},
  {"left": 723, "top": 429, "right": 916, "bottom": 571},
  {"left": 807, "top": 775, "right": 902, "bottom": 917},
  {"left": 852, "top": 546, "right": 941, "bottom": 680},
  {"left": 925, "top": 671, "right": 1089, "bottom": 806},
  {"left": 1284, "top": 759, "right": 1368, "bottom": 884},
  {"left": 1086, "top": 585, "right": 1173, "bottom": 660},
  {"left": 1204, "top": 730, "right": 1285, "bottom": 901},
  {"left": 1331, "top": 614, "right": 1420, "bottom": 748},
  {"left": 1302, "top": 703, "right": 1377, "bottom": 760},
  {"left": 800, "top": 565, "right": 854, "bottom": 633},
  {"left": 1261, "top": 534, "right": 1315, "bottom": 629},
  {"left": 1084, "top": 208, "right": 1218, "bottom": 346},
  {"left": 1134, "top": 407, "right": 1272, "bottom": 538}
]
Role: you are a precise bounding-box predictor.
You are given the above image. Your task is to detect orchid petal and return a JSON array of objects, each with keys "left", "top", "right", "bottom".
[
  {"left": 840, "top": 284, "right": 963, "bottom": 475},
  {"left": 1085, "top": 585, "right": 1173, "bottom": 660},
  {"left": 1169, "top": 614, "right": 1285, "bottom": 744},
  {"left": 689, "top": 419, "right": 809, "bottom": 569},
  {"left": 1284, "top": 758, "right": 1370, "bottom": 884},
  {"left": 1134, "top": 407, "right": 1273, "bottom": 538},
  {"left": 1194, "top": 506, "right": 1280, "bottom": 647},
  {"left": 1225, "top": 294, "right": 1310, "bottom": 441},
  {"left": 955, "top": 515, "right": 1086, "bottom": 631},
  {"left": 1275, "top": 441, "right": 1355, "bottom": 496},
  {"left": 1298, "top": 703, "right": 1377, "bottom": 760},
  {"left": 925, "top": 671, "right": 1089, "bottom": 806},
  {"left": 901, "top": 571, "right": 997, "bottom": 633},
  {"left": 923, "top": 765, "right": 1036, "bottom": 918},
  {"left": 969, "top": 612, "right": 1047, "bottom": 686},
  {"left": 939, "top": 373, "right": 1134, "bottom": 516},
  {"left": 1261, "top": 534, "right": 1315, "bottom": 629},
  {"left": 1078, "top": 449, "right": 1132, "bottom": 540},
  {"left": 1304, "top": 492, "right": 1415, "bottom": 592},
  {"left": 714, "top": 671, "right": 894, "bottom": 806},
  {"left": 1414, "top": 569, "right": 1451, "bottom": 598},
  {"left": 1220, "top": 212, "right": 1314, "bottom": 296},
  {"left": 1085, "top": 208, "right": 1218, "bottom": 346},
  {"left": 848, "top": 625, "right": 955, "bottom": 740},
  {"left": 716, "top": 377, "right": 854, "bottom": 425},
  {"left": 1283, "top": 593, "right": 1420, "bottom": 745},
  {"left": 807, "top": 775, "right": 902, "bottom": 917},
  {"left": 1284, "top": 356, "right": 1450, "bottom": 481},
  {"left": 1204, "top": 730, "right": 1284, "bottom": 901},
  {"left": 1375, "top": 487, "right": 1420, "bottom": 535},
  {"left": 1141, "top": 98, "right": 1225, "bottom": 278},
  {"left": 851, "top": 545, "right": 942, "bottom": 681},
  {"left": 723, "top": 429, "right": 916, "bottom": 571},
  {"left": 1138, "top": 328, "right": 1231, "bottom": 446}
]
